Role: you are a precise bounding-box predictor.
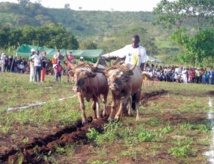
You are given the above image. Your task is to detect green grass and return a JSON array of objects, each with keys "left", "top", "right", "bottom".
[{"left": 0, "top": 72, "right": 213, "bottom": 163}]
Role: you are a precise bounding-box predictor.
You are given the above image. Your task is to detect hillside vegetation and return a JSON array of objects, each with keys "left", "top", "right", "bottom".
[{"left": 0, "top": 1, "right": 180, "bottom": 64}]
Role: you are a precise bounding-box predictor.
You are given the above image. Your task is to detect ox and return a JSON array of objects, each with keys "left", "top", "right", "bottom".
[
  {"left": 66, "top": 56, "right": 109, "bottom": 125},
  {"left": 104, "top": 63, "right": 142, "bottom": 121}
]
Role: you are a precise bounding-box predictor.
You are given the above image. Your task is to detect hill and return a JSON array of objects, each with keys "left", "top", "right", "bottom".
[
  {"left": 0, "top": 2, "right": 179, "bottom": 64},
  {"left": 0, "top": 2, "right": 157, "bottom": 38}
]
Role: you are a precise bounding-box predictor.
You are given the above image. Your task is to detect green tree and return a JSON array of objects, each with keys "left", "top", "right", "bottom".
[
  {"left": 21, "top": 25, "right": 37, "bottom": 45},
  {"left": 0, "top": 23, "right": 79, "bottom": 50},
  {"left": 39, "top": 23, "right": 79, "bottom": 49},
  {"left": 8, "top": 29, "right": 22, "bottom": 47},
  {"left": 153, "top": 0, "right": 214, "bottom": 67},
  {"left": 17, "top": 0, "right": 30, "bottom": 8},
  {"left": 79, "top": 40, "right": 97, "bottom": 49},
  {"left": 64, "top": 3, "right": 70, "bottom": 10},
  {"left": 0, "top": 25, "right": 10, "bottom": 48},
  {"left": 153, "top": 0, "right": 214, "bottom": 31},
  {"left": 98, "top": 27, "right": 158, "bottom": 55},
  {"left": 173, "top": 28, "right": 214, "bottom": 67}
]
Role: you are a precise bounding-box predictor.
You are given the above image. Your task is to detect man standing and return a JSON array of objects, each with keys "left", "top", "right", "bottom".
[
  {"left": 209, "top": 68, "right": 214, "bottom": 85},
  {"left": 31, "top": 50, "right": 42, "bottom": 82},
  {"left": 117, "top": 35, "right": 148, "bottom": 71},
  {"left": 0, "top": 53, "right": 5, "bottom": 72},
  {"left": 29, "top": 49, "right": 35, "bottom": 82}
]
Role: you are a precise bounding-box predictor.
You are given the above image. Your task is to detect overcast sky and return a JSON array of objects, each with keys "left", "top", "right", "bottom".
[{"left": 0, "top": 0, "right": 163, "bottom": 11}]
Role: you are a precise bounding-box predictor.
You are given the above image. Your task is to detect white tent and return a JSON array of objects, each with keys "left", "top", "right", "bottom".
[{"left": 102, "top": 48, "right": 161, "bottom": 63}]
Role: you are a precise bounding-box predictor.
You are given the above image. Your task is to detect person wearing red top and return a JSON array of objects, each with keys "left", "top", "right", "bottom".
[
  {"left": 55, "top": 61, "right": 63, "bottom": 81},
  {"left": 188, "top": 68, "right": 194, "bottom": 83},
  {"left": 65, "top": 51, "right": 75, "bottom": 82}
]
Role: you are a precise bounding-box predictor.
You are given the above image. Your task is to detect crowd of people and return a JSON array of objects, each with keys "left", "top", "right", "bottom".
[
  {"left": 0, "top": 53, "right": 30, "bottom": 73},
  {"left": 143, "top": 64, "right": 214, "bottom": 85},
  {"left": 28, "top": 49, "right": 76, "bottom": 82},
  {"left": 0, "top": 49, "right": 78, "bottom": 82}
]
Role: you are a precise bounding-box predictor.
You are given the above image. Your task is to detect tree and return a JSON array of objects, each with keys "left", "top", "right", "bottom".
[
  {"left": 41, "top": 23, "right": 79, "bottom": 49},
  {"left": 8, "top": 29, "right": 22, "bottom": 47},
  {"left": 98, "top": 27, "right": 158, "bottom": 54},
  {"left": 153, "top": 0, "right": 214, "bottom": 67},
  {"left": 153, "top": 0, "right": 214, "bottom": 31},
  {"left": 64, "top": 3, "right": 70, "bottom": 10},
  {"left": 35, "top": 0, "right": 42, "bottom": 5},
  {"left": 172, "top": 28, "right": 214, "bottom": 67},
  {"left": 0, "top": 23, "right": 79, "bottom": 50},
  {"left": 17, "top": 0, "right": 30, "bottom": 8},
  {"left": 0, "top": 25, "right": 10, "bottom": 48},
  {"left": 79, "top": 40, "right": 97, "bottom": 49}
]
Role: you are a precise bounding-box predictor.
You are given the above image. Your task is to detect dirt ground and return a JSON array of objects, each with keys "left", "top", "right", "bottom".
[{"left": 0, "top": 89, "right": 212, "bottom": 164}]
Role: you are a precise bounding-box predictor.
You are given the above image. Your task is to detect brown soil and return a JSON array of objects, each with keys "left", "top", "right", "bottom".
[{"left": 0, "top": 89, "right": 208, "bottom": 163}]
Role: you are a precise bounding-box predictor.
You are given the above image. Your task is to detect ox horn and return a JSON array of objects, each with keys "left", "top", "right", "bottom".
[{"left": 91, "top": 56, "right": 101, "bottom": 71}]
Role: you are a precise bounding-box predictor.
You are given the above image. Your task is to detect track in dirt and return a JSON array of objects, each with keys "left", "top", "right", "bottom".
[{"left": 0, "top": 89, "right": 167, "bottom": 164}]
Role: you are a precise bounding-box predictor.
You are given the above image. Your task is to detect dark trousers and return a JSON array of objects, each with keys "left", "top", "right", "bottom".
[{"left": 34, "top": 66, "right": 41, "bottom": 82}]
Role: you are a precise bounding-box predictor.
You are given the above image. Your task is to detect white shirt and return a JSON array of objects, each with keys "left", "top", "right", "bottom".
[
  {"left": 31, "top": 55, "right": 42, "bottom": 67},
  {"left": 118, "top": 44, "right": 148, "bottom": 66},
  {"left": 1, "top": 55, "right": 5, "bottom": 64}
]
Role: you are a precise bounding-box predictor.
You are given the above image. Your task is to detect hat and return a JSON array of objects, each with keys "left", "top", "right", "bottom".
[
  {"left": 31, "top": 48, "right": 35, "bottom": 52},
  {"left": 80, "top": 56, "right": 84, "bottom": 60}
]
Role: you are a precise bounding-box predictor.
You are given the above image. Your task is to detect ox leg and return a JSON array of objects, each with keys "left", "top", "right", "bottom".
[
  {"left": 108, "top": 99, "right": 116, "bottom": 121},
  {"left": 92, "top": 97, "right": 100, "bottom": 119},
  {"left": 78, "top": 93, "right": 87, "bottom": 125},
  {"left": 115, "top": 96, "right": 130, "bottom": 121},
  {"left": 134, "top": 91, "right": 142, "bottom": 121},
  {"left": 96, "top": 101, "right": 101, "bottom": 118}
]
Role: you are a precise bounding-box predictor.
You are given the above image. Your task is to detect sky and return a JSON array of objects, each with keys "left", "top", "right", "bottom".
[{"left": 0, "top": 0, "right": 162, "bottom": 11}]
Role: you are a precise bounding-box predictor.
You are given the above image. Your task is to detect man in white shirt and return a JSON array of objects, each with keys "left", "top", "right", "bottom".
[
  {"left": 1, "top": 53, "right": 5, "bottom": 72},
  {"left": 31, "top": 50, "right": 42, "bottom": 82},
  {"left": 29, "top": 49, "right": 35, "bottom": 82},
  {"left": 117, "top": 35, "right": 148, "bottom": 71}
]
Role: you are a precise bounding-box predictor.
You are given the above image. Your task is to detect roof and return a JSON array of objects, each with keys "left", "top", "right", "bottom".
[{"left": 16, "top": 44, "right": 103, "bottom": 61}]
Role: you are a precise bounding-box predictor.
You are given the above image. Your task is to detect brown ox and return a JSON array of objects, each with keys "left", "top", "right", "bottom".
[
  {"left": 67, "top": 56, "right": 109, "bottom": 125},
  {"left": 104, "top": 63, "right": 142, "bottom": 121}
]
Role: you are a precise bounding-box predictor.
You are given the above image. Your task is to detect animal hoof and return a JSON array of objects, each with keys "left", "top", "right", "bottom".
[
  {"left": 87, "top": 116, "right": 93, "bottom": 123},
  {"left": 102, "top": 113, "right": 108, "bottom": 118},
  {"left": 107, "top": 117, "right": 114, "bottom": 123},
  {"left": 114, "top": 117, "right": 120, "bottom": 122},
  {"left": 82, "top": 120, "right": 88, "bottom": 126},
  {"left": 136, "top": 116, "right": 140, "bottom": 121}
]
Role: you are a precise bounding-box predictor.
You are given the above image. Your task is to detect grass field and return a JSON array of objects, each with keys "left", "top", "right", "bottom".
[{"left": 0, "top": 72, "right": 213, "bottom": 164}]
